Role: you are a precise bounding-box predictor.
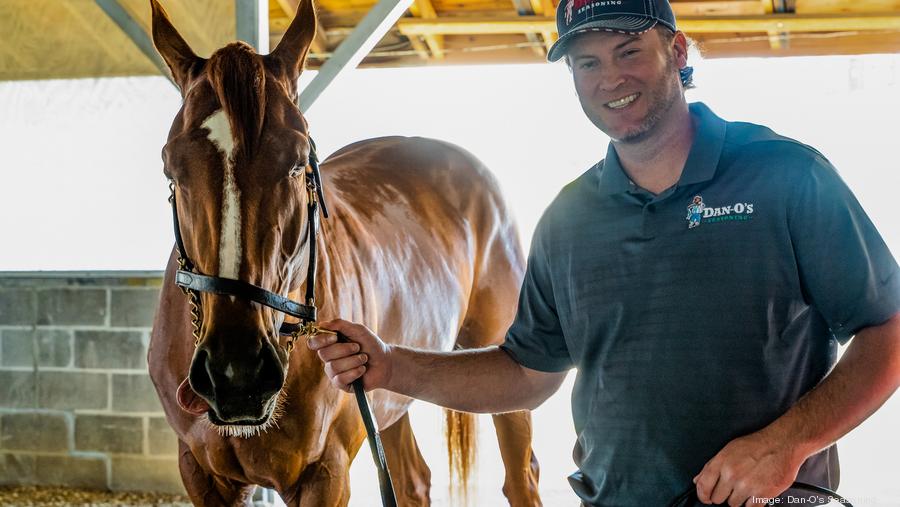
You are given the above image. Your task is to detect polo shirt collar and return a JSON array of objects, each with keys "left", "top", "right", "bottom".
[{"left": 596, "top": 102, "right": 727, "bottom": 195}]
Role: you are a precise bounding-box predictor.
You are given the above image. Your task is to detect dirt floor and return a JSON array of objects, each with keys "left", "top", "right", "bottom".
[{"left": 0, "top": 486, "right": 191, "bottom": 506}]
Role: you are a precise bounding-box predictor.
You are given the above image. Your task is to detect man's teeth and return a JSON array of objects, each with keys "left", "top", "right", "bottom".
[{"left": 606, "top": 94, "right": 639, "bottom": 109}]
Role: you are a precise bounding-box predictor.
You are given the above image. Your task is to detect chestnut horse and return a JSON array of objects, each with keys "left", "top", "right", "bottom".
[{"left": 147, "top": 0, "right": 541, "bottom": 505}]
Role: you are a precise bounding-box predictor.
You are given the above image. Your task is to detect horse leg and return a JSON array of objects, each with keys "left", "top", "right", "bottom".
[
  {"left": 491, "top": 411, "right": 541, "bottom": 506},
  {"left": 457, "top": 312, "right": 542, "bottom": 507},
  {"left": 275, "top": 441, "right": 354, "bottom": 507},
  {"left": 380, "top": 411, "right": 432, "bottom": 506},
  {"left": 177, "top": 440, "right": 255, "bottom": 506}
]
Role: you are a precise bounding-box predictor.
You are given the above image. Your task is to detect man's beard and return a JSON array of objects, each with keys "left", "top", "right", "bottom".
[{"left": 616, "top": 57, "right": 682, "bottom": 144}]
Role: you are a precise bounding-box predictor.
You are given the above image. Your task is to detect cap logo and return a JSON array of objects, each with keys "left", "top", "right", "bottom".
[{"left": 549, "top": 0, "right": 674, "bottom": 62}]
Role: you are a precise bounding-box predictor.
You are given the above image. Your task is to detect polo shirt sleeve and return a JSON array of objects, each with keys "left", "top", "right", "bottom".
[
  {"left": 788, "top": 152, "right": 900, "bottom": 344},
  {"left": 500, "top": 214, "right": 573, "bottom": 372}
]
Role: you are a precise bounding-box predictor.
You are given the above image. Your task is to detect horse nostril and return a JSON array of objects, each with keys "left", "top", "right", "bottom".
[
  {"left": 258, "top": 342, "right": 285, "bottom": 400},
  {"left": 188, "top": 348, "right": 215, "bottom": 402}
]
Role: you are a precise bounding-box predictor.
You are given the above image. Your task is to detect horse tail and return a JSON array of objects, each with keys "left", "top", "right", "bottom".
[{"left": 445, "top": 407, "right": 476, "bottom": 501}]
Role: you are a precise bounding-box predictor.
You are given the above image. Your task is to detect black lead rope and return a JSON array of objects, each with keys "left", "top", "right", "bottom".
[
  {"left": 168, "top": 137, "right": 396, "bottom": 507},
  {"left": 668, "top": 481, "right": 853, "bottom": 507},
  {"left": 305, "top": 141, "right": 397, "bottom": 507}
]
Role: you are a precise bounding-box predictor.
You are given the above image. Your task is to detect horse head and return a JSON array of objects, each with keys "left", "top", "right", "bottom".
[{"left": 151, "top": 0, "right": 317, "bottom": 435}]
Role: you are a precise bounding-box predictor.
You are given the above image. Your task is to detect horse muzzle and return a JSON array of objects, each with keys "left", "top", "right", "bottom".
[{"left": 178, "top": 341, "right": 285, "bottom": 425}]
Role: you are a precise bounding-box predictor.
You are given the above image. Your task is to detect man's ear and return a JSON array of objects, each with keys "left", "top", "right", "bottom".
[
  {"left": 150, "top": 0, "right": 205, "bottom": 95},
  {"left": 671, "top": 30, "right": 689, "bottom": 70}
]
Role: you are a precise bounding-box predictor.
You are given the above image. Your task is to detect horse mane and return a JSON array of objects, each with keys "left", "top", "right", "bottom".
[{"left": 207, "top": 42, "right": 266, "bottom": 160}]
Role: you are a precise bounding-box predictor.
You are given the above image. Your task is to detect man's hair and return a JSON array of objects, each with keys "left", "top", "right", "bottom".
[{"left": 658, "top": 29, "right": 696, "bottom": 90}]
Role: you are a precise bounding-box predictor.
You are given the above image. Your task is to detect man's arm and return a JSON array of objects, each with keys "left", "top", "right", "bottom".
[
  {"left": 307, "top": 318, "right": 568, "bottom": 414},
  {"left": 694, "top": 311, "right": 900, "bottom": 507}
]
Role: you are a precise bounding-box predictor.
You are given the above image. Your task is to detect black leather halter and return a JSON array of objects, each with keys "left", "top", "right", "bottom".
[
  {"left": 167, "top": 139, "right": 397, "bottom": 507},
  {"left": 668, "top": 481, "right": 853, "bottom": 506}
]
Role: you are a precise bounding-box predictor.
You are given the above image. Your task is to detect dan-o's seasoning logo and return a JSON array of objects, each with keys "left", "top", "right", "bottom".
[
  {"left": 686, "top": 195, "right": 754, "bottom": 229},
  {"left": 566, "top": 0, "right": 624, "bottom": 25}
]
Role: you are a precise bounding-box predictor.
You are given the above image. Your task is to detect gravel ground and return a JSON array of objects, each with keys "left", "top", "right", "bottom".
[{"left": 0, "top": 486, "right": 191, "bottom": 506}]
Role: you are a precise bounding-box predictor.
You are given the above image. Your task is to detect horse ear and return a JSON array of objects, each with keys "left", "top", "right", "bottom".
[
  {"left": 268, "top": 0, "right": 317, "bottom": 92},
  {"left": 150, "top": 0, "right": 203, "bottom": 95}
]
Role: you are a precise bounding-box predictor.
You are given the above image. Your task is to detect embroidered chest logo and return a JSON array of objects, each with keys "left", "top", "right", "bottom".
[{"left": 686, "top": 195, "right": 754, "bottom": 229}]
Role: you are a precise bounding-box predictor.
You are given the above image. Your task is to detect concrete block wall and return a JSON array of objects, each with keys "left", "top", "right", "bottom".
[{"left": 0, "top": 272, "right": 184, "bottom": 494}]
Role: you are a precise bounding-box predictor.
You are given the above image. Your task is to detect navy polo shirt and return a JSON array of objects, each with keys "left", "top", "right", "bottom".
[{"left": 501, "top": 102, "right": 900, "bottom": 506}]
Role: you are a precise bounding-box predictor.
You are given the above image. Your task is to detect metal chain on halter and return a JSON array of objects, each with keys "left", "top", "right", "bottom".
[{"left": 168, "top": 181, "right": 203, "bottom": 347}]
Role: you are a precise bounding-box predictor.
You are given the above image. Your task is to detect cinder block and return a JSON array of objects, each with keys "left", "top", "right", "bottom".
[
  {"left": 35, "top": 454, "right": 108, "bottom": 489},
  {"left": 75, "top": 414, "right": 142, "bottom": 454},
  {"left": 37, "top": 288, "right": 107, "bottom": 326},
  {"left": 112, "top": 374, "right": 162, "bottom": 413},
  {"left": 0, "top": 370, "right": 36, "bottom": 408},
  {"left": 0, "top": 413, "right": 70, "bottom": 452},
  {"left": 38, "top": 371, "right": 108, "bottom": 410},
  {"left": 0, "top": 452, "right": 37, "bottom": 485},
  {"left": 75, "top": 330, "right": 146, "bottom": 370},
  {"left": 1, "top": 329, "right": 71, "bottom": 367},
  {"left": 148, "top": 417, "right": 179, "bottom": 456},
  {"left": 0, "top": 330, "right": 32, "bottom": 367},
  {"left": 110, "top": 456, "right": 185, "bottom": 494},
  {"left": 111, "top": 289, "right": 161, "bottom": 328},
  {"left": 0, "top": 289, "right": 35, "bottom": 325}
]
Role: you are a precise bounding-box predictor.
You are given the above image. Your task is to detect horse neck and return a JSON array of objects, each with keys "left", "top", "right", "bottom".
[{"left": 299, "top": 191, "right": 373, "bottom": 325}]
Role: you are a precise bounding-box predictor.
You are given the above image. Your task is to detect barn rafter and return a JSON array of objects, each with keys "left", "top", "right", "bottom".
[{"left": 2, "top": 0, "right": 899, "bottom": 83}]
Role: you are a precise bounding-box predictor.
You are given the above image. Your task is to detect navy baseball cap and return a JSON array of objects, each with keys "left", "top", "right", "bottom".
[{"left": 548, "top": 0, "right": 677, "bottom": 62}]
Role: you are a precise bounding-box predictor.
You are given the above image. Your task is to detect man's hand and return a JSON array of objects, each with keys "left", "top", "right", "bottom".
[
  {"left": 693, "top": 430, "right": 804, "bottom": 507},
  {"left": 307, "top": 319, "right": 392, "bottom": 393}
]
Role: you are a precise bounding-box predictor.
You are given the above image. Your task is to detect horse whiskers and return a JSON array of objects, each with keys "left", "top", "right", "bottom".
[{"left": 203, "top": 390, "right": 288, "bottom": 439}]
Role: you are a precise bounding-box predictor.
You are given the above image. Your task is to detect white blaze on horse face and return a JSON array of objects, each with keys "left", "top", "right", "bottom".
[{"left": 201, "top": 110, "right": 242, "bottom": 280}]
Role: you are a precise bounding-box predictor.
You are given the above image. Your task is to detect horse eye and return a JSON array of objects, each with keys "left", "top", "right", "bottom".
[{"left": 289, "top": 161, "right": 307, "bottom": 178}]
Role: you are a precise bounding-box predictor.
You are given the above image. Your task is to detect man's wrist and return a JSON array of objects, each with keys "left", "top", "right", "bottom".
[
  {"left": 759, "top": 416, "right": 820, "bottom": 467},
  {"left": 382, "top": 343, "right": 403, "bottom": 394}
]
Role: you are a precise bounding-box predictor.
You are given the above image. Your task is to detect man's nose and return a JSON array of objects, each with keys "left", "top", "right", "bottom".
[{"left": 598, "top": 65, "right": 626, "bottom": 91}]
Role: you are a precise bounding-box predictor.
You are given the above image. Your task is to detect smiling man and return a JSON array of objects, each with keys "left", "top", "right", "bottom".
[{"left": 309, "top": 0, "right": 900, "bottom": 505}]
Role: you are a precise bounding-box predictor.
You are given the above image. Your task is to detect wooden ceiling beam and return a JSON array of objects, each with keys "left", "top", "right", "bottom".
[
  {"left": 671, "top": 1, "right": 766, "bottom": 16},
  {"left": 795, "top": 0, "right": 900, "bottom": 14},
  {"left": 531, "top": 0, "right": 556, "bottom": 52},
  {"left": 412, "top": 0, "right": 446, "bottom": 59},
  {"left": 508, "top": 0, "right": 547, "bottom": 56},
  {"left": 397, "top": 13, "right": 900, "bottom": 36},
  {"left": 407, "top": 34, "right": 432, "bottom": 60},
  {"left": 680, "top": 13, "right": 900, "bottom": 32},
  {"left": 300, "top": 29, "right": 900, "bottom": 67}
]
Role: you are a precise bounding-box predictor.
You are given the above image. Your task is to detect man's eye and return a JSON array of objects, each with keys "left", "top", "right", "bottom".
[
  {"left": 579, "top": 60, "right": 597, "bottom": 70},
  {"left": 623, "top": 49, "right": 640, "bottom": 57}
]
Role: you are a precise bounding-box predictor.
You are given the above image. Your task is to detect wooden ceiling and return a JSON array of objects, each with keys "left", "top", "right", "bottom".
[{"left": 2, "top": 0, "right": 900, "bottom": 81}]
